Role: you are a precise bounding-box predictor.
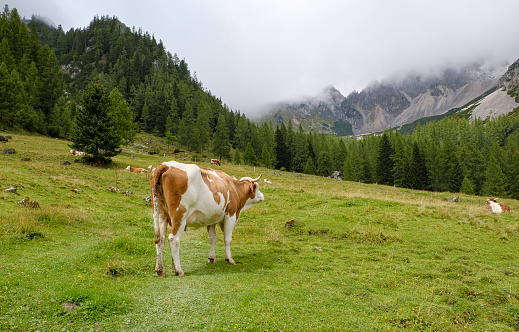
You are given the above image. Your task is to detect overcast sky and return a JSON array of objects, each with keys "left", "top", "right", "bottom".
[{"left": 6, "top": 0, "right": 519, "bottom": 117}]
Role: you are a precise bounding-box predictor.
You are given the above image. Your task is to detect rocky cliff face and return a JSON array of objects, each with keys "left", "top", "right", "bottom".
[
  {"left": 499, "top": 58, "right": 519, "bottom": 91},
  {"left": 258, "top": 60, "right": 513, "bottom": 135}
]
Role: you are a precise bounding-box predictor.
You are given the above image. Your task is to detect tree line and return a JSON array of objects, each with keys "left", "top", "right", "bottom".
[{"left": 1, "top": 6, "right": 519, "bottom": 198}]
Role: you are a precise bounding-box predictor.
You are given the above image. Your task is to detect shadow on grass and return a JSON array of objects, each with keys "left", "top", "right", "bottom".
[{"left": 180, "top": 248, "right": 284, "bottom": 277}]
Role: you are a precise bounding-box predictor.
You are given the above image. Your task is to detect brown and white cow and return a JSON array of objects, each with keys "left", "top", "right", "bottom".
[
  {"left": 210, "top": 159, "right": 221, "bottom": 166},
  {"left": 70, "top": 149, "right": 86, "bottom": 156},
  {"left": 485, "top": 198, "right": 511, "bottom": 213},
  {"left": 150, "top": 160, "right": 264, "bottom": 277},
  {"left": 126, "top": 165, "right": 147, "bottom": 173}
]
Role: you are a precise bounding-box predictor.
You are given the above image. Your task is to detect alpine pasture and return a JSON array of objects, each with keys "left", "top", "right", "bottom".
[{"left": 1, "top": 132, "right": 518, "bottom": 331}]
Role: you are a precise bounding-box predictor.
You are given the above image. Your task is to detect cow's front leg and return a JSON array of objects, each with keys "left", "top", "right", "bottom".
[
  {"left": 222, "top": 219, "right": 237, "bottom": 265},
  {"left": 207, "top": 225, "right": 217, "bottom": 263}
]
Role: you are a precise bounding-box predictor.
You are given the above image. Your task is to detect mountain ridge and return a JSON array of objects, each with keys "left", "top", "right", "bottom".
[{"left": 257, "top": 60, "right": 518, "bottom": 135}]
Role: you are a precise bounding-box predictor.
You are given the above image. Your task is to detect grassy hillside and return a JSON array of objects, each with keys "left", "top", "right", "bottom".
[{"left": 1, "top": 132, "right": 518, "bottom": 331}]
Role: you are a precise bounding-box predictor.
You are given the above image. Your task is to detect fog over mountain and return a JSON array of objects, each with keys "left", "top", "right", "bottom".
[
  {"left": 9, "top": 0, "right": 519, "bottom": 117},
  {"left": 258, "top": 59, "right": 519, "bottom": 135}
]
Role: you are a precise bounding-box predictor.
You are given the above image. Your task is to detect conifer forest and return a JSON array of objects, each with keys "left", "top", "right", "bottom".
[{"left": 1, "top": 6, "right": 519, "bottom": 198}]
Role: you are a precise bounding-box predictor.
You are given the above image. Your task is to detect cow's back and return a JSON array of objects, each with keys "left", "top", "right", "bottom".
[{"left": 160, "top": 161, "right": 231, "bottom": 226}]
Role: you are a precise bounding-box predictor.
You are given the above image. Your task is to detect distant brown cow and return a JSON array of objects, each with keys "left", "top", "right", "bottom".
[
  {"left": 70, "top": 149, "right": 86, "bottom": 156},
  {"left": 126, "top": 166, "right": 147, "bottom": 173},
  {"left": 485, "top": 198, "right": 511, "bottom": 213},
  {"left": 210, "top": 159, "right": 221, "bottom": 166}
]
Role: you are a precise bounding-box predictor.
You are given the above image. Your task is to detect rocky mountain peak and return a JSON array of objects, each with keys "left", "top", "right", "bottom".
[{"left": 259, "top": 59, "right": 517, "bottom": 135}]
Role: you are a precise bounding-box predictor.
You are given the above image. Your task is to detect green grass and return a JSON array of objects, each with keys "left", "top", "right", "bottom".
[{"left": 1, "top": 132, "right": 518, "bottom": 331}]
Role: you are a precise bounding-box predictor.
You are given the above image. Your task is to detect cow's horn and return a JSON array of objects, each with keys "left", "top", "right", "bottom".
[
  {"left": 239, "top": 175, "right": 262, "bottom": 182},
  {"left": 251, "top": 175, "right": 262, "bottom": 182}
]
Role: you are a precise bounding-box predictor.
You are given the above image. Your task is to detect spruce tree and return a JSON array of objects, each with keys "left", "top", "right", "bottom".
[
  {"left": 460, "top": 176, "right": 475, "bottom": 195},
  {"left": 70, "top": 81, "right": 121, "bottom": 164},
  {"left": 304, "top": 156, "right": 317, "bottom": 175},
  {"left": 234, "top": 149, "right": 242, "bottom": 165},
  {"left": 275, "top": 123, "right": 289, "bottom": 170},
  {"left": 376, "top": 132, "right": 393, "bottom": 185},
  {"left": 261, "top": 144, "right": 272, "bottom": 168},
  {"left": 482, "top": 152, "right": 508, "bottom": 197},
  {"left": 213, "top": 114, "right": 231, "bottom": 161},
  {"left": 109, "top": 88, "right": 135, "bottom": 143},
  {"left": 410, "top": 141, "right": 429, "bottom": 190},
  {"left": 243, "top": 142, "right": 257, "bottom": 166}
]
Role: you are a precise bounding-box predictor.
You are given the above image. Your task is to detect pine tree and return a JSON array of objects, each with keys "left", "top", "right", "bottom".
[
  {"left": 261, "top": 144, "right": 272, "bottom": 168},
  {"left": 213, "top": 114, "right": 230, "bottom": 161},
  {"left": 109, "top": 88, "right": 135, "bottom": 143},
  {"left": 438, "top": 139, "right": 462, "bottom": 192},
  {"left": 317, "top": 143, "right": 332, "bottom": 177},
  {"left": 70, "top": 81, "right": 122, "bottom": 164},
  {"left": 243, "top": 142, "right": 257, "bottom": 166},
  {"left": 291, "top": 130, "right": 309, "bottom": 173},
  {"left": 376, "top": 132, "right": 393, "bottom": 185},
  {"left": 460, "top": 176, "right": 475, "bottom": 195},
  {"left": 195, "top": 100, "right": 211, "bottom": 154},
  {"left": 234, "top": 149, "right": 242, "bottom": 165},
  {"left": 275, "top": 123, "right": 289, "bottom": 170},
  {"left": 343, "top": 144, "right": 362, "bottom": 182},
  {"left": 392, "top": 133, "right": 411, "bottom": 188},
  {"left": 410, "top": 141, "right": 429, "bottom": 190},
  {"left": 304, "top": 156, "right": 317, "bottom": 175},
  {"left": 509, "top": 150, "right": 519, "bottom": 199},
  {"left": 481, "top": 152, "right": 508, "bottom": 197},
  {"left": 234, "top": 115, "right": 248, "bottom": 151}
]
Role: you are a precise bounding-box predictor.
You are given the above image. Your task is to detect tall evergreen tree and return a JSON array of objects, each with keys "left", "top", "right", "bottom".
[
  {"left": 410, "top": 141, "right": 429, "bottom": 190},
  {"left": 261, "top": 144, "right": 272, "bottom": 168},
  {"left": 195, "top": 100, "right": 211, "bottom": 153},
  {"left": 275, "top": 123, "right": 289, "bottom": 170},
  {"left": 70, "top": 81, "right": 121, "bottom": 164},
  {"left": 212, "top": 113, "right": 230, "bottom": 161},
  {"left": 317, "top": 141, "right": 333, "bottom": 177},
  {"left": 243, "top": 142, "right": 257, "bottom": 166},
  {"left": 392, "top": 134, "right": 412, "bottom": 188},
  {"left": 304, "top": 156, "right": 317, "bottom": 175},
  {"left": 439, "top": 139, "right": 462, "bottom": 193},
  {"left": 109, "top": 88, "right": 135, "bottom": 143},
  {"left": 481, "top": 151, "right": 508, "bottom": 197},
  {"left": 376, "top": 132, "right": 394, "bottom": 185}
]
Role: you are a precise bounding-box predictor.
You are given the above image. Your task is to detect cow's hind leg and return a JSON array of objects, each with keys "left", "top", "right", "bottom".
[
  {"left": 168, "top": 226, "right": 186, "bottom": 277},
  {"left": 207, "top": 225, "right": 217, "bottom": 263},
  {"left": 154, "top": 211, "right": 168, "bottom": 277}
]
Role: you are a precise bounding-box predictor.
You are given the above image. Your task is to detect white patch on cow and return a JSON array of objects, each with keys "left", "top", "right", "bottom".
[
  {"left": 489, "top": 201, "right": 503, "bottom": 213},
  {"left": 168, "top": 233, "right": 174, "bottom": 241}
]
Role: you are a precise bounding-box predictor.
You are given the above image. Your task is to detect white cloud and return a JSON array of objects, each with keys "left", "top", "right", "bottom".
[{"left": 8, "top": 0, "right": 519, "bottom": 116}]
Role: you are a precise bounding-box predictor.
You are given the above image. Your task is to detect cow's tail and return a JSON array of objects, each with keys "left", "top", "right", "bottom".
[{"left": 151, "top": 164, "right": 169, "bottom": 244}]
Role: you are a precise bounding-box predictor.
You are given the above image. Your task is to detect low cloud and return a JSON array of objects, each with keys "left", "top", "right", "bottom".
[{"left": 10, "top": 0, "right": 519, "bottom": 117}]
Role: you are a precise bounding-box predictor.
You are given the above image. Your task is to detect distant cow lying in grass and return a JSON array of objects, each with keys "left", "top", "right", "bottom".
[
  {"left": 485, "top": 198, "right": 511, "bottom": 213},
  {"left": 126, "top": 166, "right": 147, "bottom": 173},
  {"left": 70, "top": 149, "right": 86, "bottom": 156},
  {"left": 150, "top": 161, "right": 264, "bottom": 277}
]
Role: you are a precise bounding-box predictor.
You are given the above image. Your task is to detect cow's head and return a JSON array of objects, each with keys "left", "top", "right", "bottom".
[
  {"left": 486, "top": 198, "right": 497, "bottom": 205},
  {"left": 239, "top": 175, "right": 264, "bottom": 210}
]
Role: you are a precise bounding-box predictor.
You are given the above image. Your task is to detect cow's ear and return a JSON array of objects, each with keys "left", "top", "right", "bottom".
[{"left": 249, "top": 182, "right": 256, "bottom": 193}]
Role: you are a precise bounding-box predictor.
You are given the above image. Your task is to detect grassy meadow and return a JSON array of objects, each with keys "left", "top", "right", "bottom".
[{"left": 0, "top": 132, "right": 518, "bottom": 331}]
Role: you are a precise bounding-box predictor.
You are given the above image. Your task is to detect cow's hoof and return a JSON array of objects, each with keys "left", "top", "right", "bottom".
[
  {"left": 208, "top": 258, "right": 216, "bottom": 264},
  {"left": 176, "top": 271, "right": 185, "bottom": 277},
  {"left": 225, "top": 258, "right": 236, "bottom": 265},
  {"left": 155, "top": 270, "right": 166, "bottom": 277}
]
